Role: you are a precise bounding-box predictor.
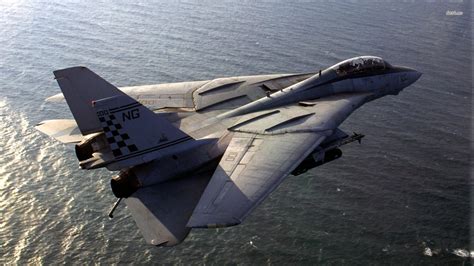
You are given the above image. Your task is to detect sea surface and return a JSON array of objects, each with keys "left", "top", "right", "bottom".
[{"left": 0, "top": 0, "right": 471, "bottom": 264}]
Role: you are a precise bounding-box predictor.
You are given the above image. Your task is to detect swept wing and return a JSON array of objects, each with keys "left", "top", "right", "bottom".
[{"left": 188, "top": 92, "right": 371, "bottom": 227}]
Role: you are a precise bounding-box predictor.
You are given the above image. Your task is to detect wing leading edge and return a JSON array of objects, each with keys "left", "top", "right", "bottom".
[
  {"left": 187, "top": 132, "right": 326, "bottom": 228},
  {"left": 187, "top": 92, "right": 372, "bottom": 228}
]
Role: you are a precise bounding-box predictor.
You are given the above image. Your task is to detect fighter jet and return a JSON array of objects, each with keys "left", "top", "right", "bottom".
[{"left": 36, "top": 56, "right": 421, "bottom": 246}]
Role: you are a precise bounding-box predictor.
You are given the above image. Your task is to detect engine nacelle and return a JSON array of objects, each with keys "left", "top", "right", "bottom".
[
  {"left": 110, "top": 169, "right": 141, "bottom": 198},
  {"left": 107, "top": 135, "right": 231, "bottom": 198},
  {"left": 291, "top": 148, "right": 342, "bottom": 176},
  {"left": 75, "top": 133, "right": 109, "bottom": 163}
]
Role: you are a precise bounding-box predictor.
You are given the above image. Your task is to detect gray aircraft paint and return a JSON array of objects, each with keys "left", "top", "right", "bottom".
[{"left": 36, "top": 56, "right": 421, "bottom": 246}]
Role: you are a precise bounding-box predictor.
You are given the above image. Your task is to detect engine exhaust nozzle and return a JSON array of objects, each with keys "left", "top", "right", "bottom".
[{"left": 110, "top": 169, "right": 141, "bottom": 198}]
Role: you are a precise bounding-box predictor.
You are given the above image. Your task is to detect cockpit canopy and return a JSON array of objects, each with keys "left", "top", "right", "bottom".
[{"left": 332, "top": 56, "right": 389, "bottom": 77}]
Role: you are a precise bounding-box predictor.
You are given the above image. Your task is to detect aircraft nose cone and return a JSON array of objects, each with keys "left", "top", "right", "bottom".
[
  {"left": 401, "top": 68, "right": 422, "bottom": 87},
  {"left": 411, "top": 70, "right": 422, "bottom": 82}
]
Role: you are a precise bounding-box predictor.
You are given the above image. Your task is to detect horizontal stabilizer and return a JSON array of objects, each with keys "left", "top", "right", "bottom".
[
  {"left": 35, "top": 119, "right": 83, "bottom": 143},
  {"left": 124, "top": 170, "right": 213, "bottom": 246}
]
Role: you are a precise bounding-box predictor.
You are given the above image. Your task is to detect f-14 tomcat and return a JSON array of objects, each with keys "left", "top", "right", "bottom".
[{"left": 36, "top": 56, "right": 421, "bottom": 246}]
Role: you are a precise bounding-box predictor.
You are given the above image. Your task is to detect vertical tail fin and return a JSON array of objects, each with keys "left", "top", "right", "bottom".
[
  {"left": 93, "top": 95, "right": 193, "bottom": 168},
  {"left": 54, "top": 66, "right": 193, "bottom": 170},
  {"left": 53, "top": 66, "right": 126, "bottom": 135}
]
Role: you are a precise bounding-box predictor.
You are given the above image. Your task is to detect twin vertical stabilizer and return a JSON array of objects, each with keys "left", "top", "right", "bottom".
[{"left": 54, "top": 67, "right": 193, "bottom": 170}]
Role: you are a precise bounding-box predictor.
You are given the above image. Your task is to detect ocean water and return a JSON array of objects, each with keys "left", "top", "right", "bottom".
[{"left": 0, "top": 0, "right": 471, "bottom": 264}]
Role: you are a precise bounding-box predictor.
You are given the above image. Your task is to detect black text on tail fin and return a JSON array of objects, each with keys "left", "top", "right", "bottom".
[{"left": 93, "top": 95, "right": 193, "bottom": 170}]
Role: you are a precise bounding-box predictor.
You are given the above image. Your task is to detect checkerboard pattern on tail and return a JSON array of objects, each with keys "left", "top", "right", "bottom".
[{"left": 98, "top": 114, "right": 138, "bottom": 157}]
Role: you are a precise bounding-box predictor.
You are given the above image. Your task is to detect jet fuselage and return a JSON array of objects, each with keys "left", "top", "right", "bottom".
[
  {"left": 220, "top": 56, "right": 421, "bottom": 118},
  {"left": 115, "top": 56, "right": 421, "bottom": 196}
]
